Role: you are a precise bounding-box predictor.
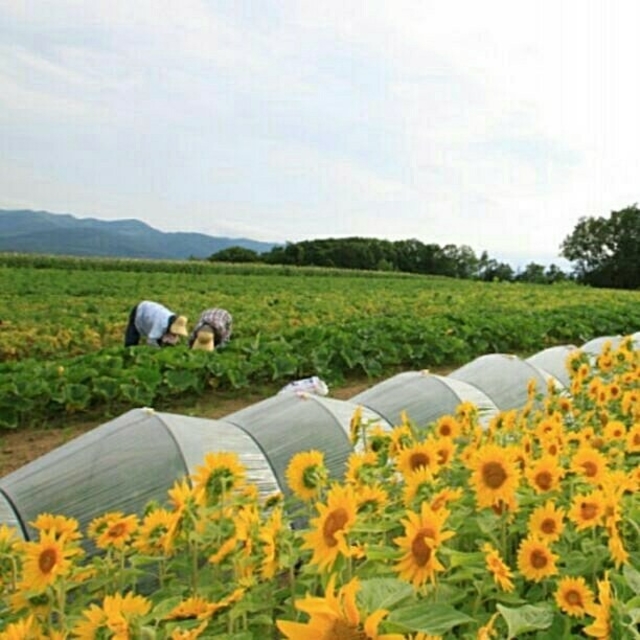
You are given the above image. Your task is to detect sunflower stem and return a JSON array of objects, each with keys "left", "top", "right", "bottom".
[{"left": 191, "top": 537, "right": 199, "bottom": 595}]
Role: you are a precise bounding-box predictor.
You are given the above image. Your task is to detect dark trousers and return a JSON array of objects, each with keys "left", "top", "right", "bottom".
[{"left": 124, "top": 305, "right": 140, "bottom": 347}]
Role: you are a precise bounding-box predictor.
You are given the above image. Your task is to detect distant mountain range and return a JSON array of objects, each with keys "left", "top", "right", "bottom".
[{"left": 0, "top": 209, "right": 277, "bottom": 259}]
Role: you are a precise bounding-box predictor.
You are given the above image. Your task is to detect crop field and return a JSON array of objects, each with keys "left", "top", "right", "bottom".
[
  {"left": 2, "top": 253, "right": 640, "bottom": 430},
  {"left": 0, "top": 254, "right": 639, "bottom": 637}
]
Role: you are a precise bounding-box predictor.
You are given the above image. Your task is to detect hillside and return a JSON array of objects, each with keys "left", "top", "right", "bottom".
[{"left": 0, "top": 209, "right": 276, "bottom": 259}]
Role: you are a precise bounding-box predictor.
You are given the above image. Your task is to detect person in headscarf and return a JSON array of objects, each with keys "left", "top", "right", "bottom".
[{"left": 188, "top": 308, "right": 233, "bottom": 351}]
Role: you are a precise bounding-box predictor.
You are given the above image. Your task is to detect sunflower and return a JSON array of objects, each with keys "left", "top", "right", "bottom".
[
  {"left": 434, "top": 414, "right": 461, "bottom": 439},
  {"left": 607, "top": 527, "right": 629, "bottom": 568},
  {"left": 367, "top": 425, "right": 392, "bottom": 461},
  {"left": 482, "top": 543, "right": 514, "bottom": 592},
  {"left": 516, "top": 536, "right": 558, "bottom": 582},
  {"left": 621, "top": 390, "right": 640, "bottom": 417},
  {"left": 605, "top": 381, "right": 623, "bottom": 402},
  {"left": 527, "top": 500, "right": 565, "bottom": 542},
  {"left": 570, "top": 447, "right": 608, "bottom": 485},
  {"left": 583, "top": 573, "right": 612, "bottom": 638},
  {"left": 555, "top": 576, "right": 595, "bottom": 618},
  {"left": 467, "top": 444, "right": 521, "bottom": 510},
  {"left": 349, "top": 405, "right": 364, "bottom": 445},
  {"left": 0, "top": 523, "right": 19, "bottom": 554},
  {"left": 565, "top": 350, "right": 586, "bottom": 377},
  {"left": 208, "top": 535, "right": 238, "bottom": 565},
  {"left": 276, "top": 575, "right": 403, "bottom": 640},
  {"left": 168, "top": 477, "right": 201, "bottom": 513},
  {"left": 29, "top": 513, "right": 81, "bottom": 543},
  {"left": 533, "top": 416, "right": 562, "bottom": 442},
  {"left": 303, "top": 484, "right": 358, "bottom": 572},
  {"left": 568, "top": 491, "right": 606, "bottom": 531},
  {"left": 133, "top": 508, "right": 178, "bottom": 556},
  {"left": 432, "top": 436, "right": 456, "bottom": 468},
  {"left": 0, "top": 615, "right": 44, "bottom": 639},
  {"left": 596, "top": 351, "right": 614, "bottom": 374},
  {"left": 600, "top": 469, "right": 634, "bottom": 502},
  {"left": 402, "top": 466, "right": 436, "bottom": 507},
  {"left": 192, "top": 451, "right": 246, "bottom": 504},
  {"left": 524, "top": 455, "right": 565, "bottom": 494},
  {"left": 355, "top": 483, "right": 389, "bottom": 515},
  {"left": 285, "top": 450, "right": 328, "bottom": 501},
  {"left": 542, "top": 437, "right": 566, "bottom": 458},
  {"left": 88, "top": 512, "right": 139, "bottom": 551},
  {"left": 20, "top": 530, "right": 76, "bottom": 593},
  {"left": 165, "top": 596, "right": 215, "bottom": 620},
  {"left": 169, "top": 620, "right": 209, "bottom": 639},
  {"left": 626, "top": 422, "right": 640, "bottom": 453},
  {"left": 259, "top": 505, "right": 285, "bottom": 580},
  {"left": 72, "top": 592, "right": 151, "bottom": 639},
  {"left": 395, "top": 440, "right": 440, "bottom": 478},
  {"left": 393, "top": 502, "right": 454, "bottom": 587},
  {"left": 455, "top": 401, "right": 480, "bottom": 433},
  {"left": 388, "top": 424, "right": 415, "bottom": 458},
  {"left": 557, "top": 395, "right": 573, "bottom": 414},
  {"left": 345, "top": 450, "right": 380, "bottom": 486},
  {"left": 570, "top": 425, "right": 595, "bottom": 447},
  {"left": 602, "top": 420, "right": 626, "bottom": 441},
  {"left": 430, "top": 487, "right": 463, "bottom": 512},
  {"left": 477, "top": 613, "right": 499, "bottom": 640}
]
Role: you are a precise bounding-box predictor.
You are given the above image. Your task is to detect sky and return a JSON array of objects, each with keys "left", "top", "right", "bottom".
[{"left": 1, "top": 1, "right": 639, "bottom": 268}]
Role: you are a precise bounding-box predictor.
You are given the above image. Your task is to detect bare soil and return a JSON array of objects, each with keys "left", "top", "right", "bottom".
[{"left": 0, "top": 378, "right": 375, "bottom": 477}]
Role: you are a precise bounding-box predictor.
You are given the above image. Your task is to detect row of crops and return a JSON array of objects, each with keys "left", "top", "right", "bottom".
[{"left": 2, "top": 254, "right": 640, "bottom": 430}]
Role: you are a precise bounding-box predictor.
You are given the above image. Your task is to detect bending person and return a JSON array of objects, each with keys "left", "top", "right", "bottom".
[
  {"left": 189, "top": 307, "right": 233, "bottom": 350},
  {"left": 124, "top": 300, "right": 188, "bottom": 347}
]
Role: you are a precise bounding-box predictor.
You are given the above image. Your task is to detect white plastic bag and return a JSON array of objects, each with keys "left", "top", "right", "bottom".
[{"left": 278, "top": 376, "right": 329, "bottom": 396}]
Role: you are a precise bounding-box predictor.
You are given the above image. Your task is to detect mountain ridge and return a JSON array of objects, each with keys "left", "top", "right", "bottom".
[{"left": 0, "top": 209, "right": 277, "bottom": 259}]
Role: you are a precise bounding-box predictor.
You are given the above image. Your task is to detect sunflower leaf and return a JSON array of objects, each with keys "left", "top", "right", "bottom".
[
  {"left": 623, "top": 564, "right": 640, "bottom": 595},
  {"left": 496, "top": 602, "right": 554, "bottom": 638},
  {"left": 386, "top": 603, "right": 473, "bottom": 635},
  {"left": 357, "top": 577, "right": 414, "bottom": 611}
]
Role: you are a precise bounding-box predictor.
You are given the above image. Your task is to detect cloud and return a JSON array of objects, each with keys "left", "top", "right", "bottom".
[{"left": 1, "top": 0, "right": 639, "bottom": 267}]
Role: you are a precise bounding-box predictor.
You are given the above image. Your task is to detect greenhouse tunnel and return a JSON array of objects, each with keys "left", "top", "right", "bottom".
[
  {"left": 351, "top": 370, "right": 499, "bottom": 429},
  {"left": 448, "top": 353, "right": 565, "bottom": 411},
  {"left": 0, "top": 395, "right": 391, "bottom": 544},
  {"left": 0, "top": 331, "right": 635, "bottom": 546},
  {"left": 525, "top": 345, "right": 577, "bottom": 388}
]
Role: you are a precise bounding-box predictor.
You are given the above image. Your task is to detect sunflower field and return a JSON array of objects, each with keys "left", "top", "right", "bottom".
[{"left": 0, "top": 334, "right": 638, "bottom": 638}]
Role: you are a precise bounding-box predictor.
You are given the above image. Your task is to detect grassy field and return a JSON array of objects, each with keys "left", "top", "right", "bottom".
[{"left": 2, "top": 254, "right": 640, "bottom": 429}]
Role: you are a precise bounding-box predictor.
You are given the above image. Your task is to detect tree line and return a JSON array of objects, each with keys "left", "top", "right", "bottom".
[{"left": 209, "top": 204, "right": 640, "bottom": 289}]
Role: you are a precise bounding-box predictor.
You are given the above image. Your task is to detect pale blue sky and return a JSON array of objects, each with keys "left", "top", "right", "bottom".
[{"left": 2, "top": 1, "right": 639, "bottom": 267}]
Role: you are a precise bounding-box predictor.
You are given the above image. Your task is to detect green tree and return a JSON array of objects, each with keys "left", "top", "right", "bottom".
[
  {"left": 208, "top": 246, "right": 260, "bottom": 263},
  {"left": 476, "top": 253, "right": 515, "bottom": 282},
  {"left": 516, "top": 262, "right": 547, "bottom": 284},
  {"left": 560, "top": 204, "right": 640, "bottom": 288}
]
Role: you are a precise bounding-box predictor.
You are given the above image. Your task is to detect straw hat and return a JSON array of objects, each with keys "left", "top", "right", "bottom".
[
  {"left": 169, "top": 315, "right": 188, "bottom": 337},
  {"left": 192, "top": 326, "right": 215, "bottom": 351}
]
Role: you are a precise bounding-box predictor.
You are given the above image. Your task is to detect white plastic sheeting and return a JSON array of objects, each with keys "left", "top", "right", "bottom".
[
  {"left": 526, "top": 345, "right": 577, "bottom": 388},
  {"left": 449, "top": 354, "right": 564, "bottom": 411},
  {"left": 0, "top": 396, "right": 391, "bottom": 542},
  {"left": 0, "top": 409, "right": 211, "bottom": 541},
  {"left": 351, "top": 370, "right": 499, "bottom": 429},
  {"left": 581, "top": 335, "right": 624, "bottom": 356}
]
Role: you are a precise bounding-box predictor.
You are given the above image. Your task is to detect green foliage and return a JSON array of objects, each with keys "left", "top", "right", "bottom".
[
  {"left": 561, "top": 203, "right": 640, "bottom": 288},
  {"left": 1, "top": 257, "right": 640, "bottom": 430}
]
